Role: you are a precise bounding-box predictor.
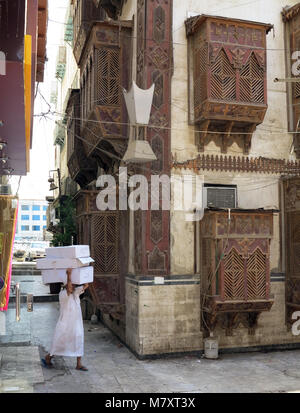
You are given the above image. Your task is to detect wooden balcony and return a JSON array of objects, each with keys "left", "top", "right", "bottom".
[
  {"left": 200, "top": 209, "right": 275, "bottom": 335},
  {"left": 71, "top": 0, "right": 106, "bottom": 65},
  {"left": 78, "top": 21, "right": 133, "bottom": 169},
  {"left": 66, "top": 90, "right": 98, "bottom": 187},
  {"left": 186, "top": 15, "right": 273, "bottom": 154}
]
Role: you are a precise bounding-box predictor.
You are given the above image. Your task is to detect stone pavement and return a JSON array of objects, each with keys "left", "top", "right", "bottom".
[
  {"left": 0, "top": 346, "right": 44, "bottom": 393},
  {"left": 2, "top": 277, "right": 300, "bottom": 392}
]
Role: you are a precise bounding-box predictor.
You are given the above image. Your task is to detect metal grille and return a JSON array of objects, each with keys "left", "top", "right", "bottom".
[
  {"left": 92, "top": 213, "right": 119, "bottom": 274},
  {"left": 246, "top": 248, "right": 266, "bottom": 299},
  {"left": 206, "top": 187, "right": 236, "bottom": 209},
  {"left": 211, "top": 49, "right": 236, "bottom": 101},
  {"left": 223, "top": 248, "right": 244, "bottom": 300},
  {"left": 96, "top": 48, "right": 120, "bottom": 106},
  {"left": 240, "top": 54, "right": 264, "bottom": 103}
]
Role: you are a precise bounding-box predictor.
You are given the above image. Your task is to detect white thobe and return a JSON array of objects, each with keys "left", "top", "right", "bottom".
[{"left": 50, "top": 286, "right": 84, "bottom": 357}]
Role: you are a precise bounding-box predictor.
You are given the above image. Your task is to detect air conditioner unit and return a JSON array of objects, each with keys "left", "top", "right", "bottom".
[
  {"left": 0, "top": 184, "right": 12, "bottom": 195},
  {"left": 203, "top": 186, "right": 237, "bottom": 209}
]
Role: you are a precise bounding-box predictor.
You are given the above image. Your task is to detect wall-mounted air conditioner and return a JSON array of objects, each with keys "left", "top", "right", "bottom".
[
  {"left": 203, "top": 185, "right": 237, "bottom": 209},
  {"left": 0, "top": 184, "right": 11, "bottom": 195}
]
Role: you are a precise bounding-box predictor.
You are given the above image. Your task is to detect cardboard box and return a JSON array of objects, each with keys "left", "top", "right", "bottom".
[
  {"left": 42, "top": 266, "right": 94, "bottom": 285},
  {"left": 36, "top": 256, "right": 94, "bottom": 270},
  {"left": 45, "top": 245, "right": 90, "bottom": 259}
]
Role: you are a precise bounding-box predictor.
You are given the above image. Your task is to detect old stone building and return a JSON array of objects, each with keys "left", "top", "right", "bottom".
[{"left": 59, "top": 0, "right": 300, "bottom": 357}]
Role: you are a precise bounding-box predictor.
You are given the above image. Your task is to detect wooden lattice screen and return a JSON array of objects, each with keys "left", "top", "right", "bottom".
[
  {"left": 200, "top": 210, "right": 274, "bottom": 334},
  {"left": 223, "top": 247, "right": 267, "bottom": 300},
  {"left": 208, "top": 50, "right": 264, "bottom": 104},
  {"left": 91, "top": 212, "right": 120, "bottom": 275},
  {"left": 284, "top": 177, "right": 300, "bottom": 326},
  {"left": 211, "top": 49, "right": 236, "bottom": 101},
  {"left": 240, "top": 54, "right": 264, "bottom": 103},
  {"left": 193, "top": 27, "right": 208, "bottom": 108},
  {"left": 96, "top": 47, "right": 121, "bottom": 106}
]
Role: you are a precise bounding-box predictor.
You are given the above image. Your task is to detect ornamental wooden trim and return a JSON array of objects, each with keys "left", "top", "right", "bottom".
[{"left": 172, "top": 154, "right": 300, "bottom": 175}]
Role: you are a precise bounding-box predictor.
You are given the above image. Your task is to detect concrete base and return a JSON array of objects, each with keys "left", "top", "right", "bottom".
[{"left": 0, "top": 353, "right": 2, "bottom": 368}]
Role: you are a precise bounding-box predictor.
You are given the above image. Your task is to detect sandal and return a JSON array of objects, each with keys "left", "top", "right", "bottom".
[
  {"left": 41, "top": 358, "right": 53, "bottom": 368},
  {"left": 76, "top": 366, "right": 88, "bottom": 371}
]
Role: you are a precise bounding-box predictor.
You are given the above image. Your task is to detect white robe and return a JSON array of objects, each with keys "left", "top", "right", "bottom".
[{"left": 50, "top": 286, "right": 84, "bottom": 357}]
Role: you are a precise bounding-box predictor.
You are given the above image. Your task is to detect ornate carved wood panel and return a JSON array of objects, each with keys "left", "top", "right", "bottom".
[
  {"left": 200, "top": 210, "right": 274, "bottom": 335},
  {"left": 283, "top": 177, "right": 300, "bottom": 327},
  {"left": 95, "top": 47, "right": 121, "bottom": 106},
  {"left": 134, "top": 0, "right": 172, "bottom": 276},
  {"left": 66, "top": 89, "right": 97, "bottom": 187},
  {"left": 283, "top": 5, "right": 300, "bottom": 158},
  {"left": 186, "top": 15, "right": 272, "bottom": 154},
  {"left": 74, "top": 190, "right": 128, "bottom": 318},
  {"left": 72, "top": 0, "right": 106, "bottom": 65},
  {"left": 91, "top": 213, "right": 119, "bottom": 275},
  {"left": 79, "top": 21, "right": 132, "bottom": 173},
  {"left": 172, "top": 154, "right": 300, "bottom": 175}
]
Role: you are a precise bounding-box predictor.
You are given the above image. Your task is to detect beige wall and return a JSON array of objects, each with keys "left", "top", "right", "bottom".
[
  {"left": 125, "top": 279, "right": 300, "bottom": 357},
  {"left": 126, "top": 279, "right": 202, "bottom": 356}
]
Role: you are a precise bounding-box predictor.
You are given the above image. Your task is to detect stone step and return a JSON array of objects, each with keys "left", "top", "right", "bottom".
[
  {"left": 9, "top": 294, "right": 59, "bottom": 303},
  {"left": 12, "top": 270, "right": 41, "bottom": 276},
  {"left": 12, "top": 264, "right": 41, "bottom": 276}
]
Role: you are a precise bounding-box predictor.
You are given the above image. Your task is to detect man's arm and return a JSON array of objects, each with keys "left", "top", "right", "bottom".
[{"left": 66, "top": 268, "right": 72, "bottom": 295}]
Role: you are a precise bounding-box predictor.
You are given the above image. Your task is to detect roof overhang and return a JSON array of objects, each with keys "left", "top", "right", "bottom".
[
  {"left": 185, "top": 14, "right": 273, "bottom": 37},
  {"left": 282, "top": 3, "right": 300, "bottom": 22},
  {"left": 37, "top": 0, "right": 48, "bottom": 82}
]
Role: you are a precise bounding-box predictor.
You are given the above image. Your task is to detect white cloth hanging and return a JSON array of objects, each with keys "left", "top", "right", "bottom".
[{"left": 50, "top": 286, "right": 84, "bottom": 357}]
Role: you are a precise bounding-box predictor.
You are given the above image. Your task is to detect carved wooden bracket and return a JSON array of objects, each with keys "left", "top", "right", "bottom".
[
  {"left": 203, "top": 310, "right": 263, "bottom": 336},
  {"left": 195, "top": 120, "right": 210, "bottom": 152}
]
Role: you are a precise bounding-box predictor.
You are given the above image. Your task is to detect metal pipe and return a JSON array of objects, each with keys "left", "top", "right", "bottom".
[{"left": 16, "top": 283, "right": 20, "bottom": 322}]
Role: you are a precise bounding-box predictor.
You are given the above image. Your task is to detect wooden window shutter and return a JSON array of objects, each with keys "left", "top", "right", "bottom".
[
  {"left": 210, "top": 49, "right": 236, "bottom": 101},
  {"left": 194, "top": 44, "right": 208, "bottom": 108},
  {"left": 223, "top": 248, "right": 244, "bottom": 300},
  {"left": 240, "top": 54, "right": 264, "bottom": 103},
  {"left": 92, "top": 212, "right": 119, "bottom": 274},
  {"left": 223, "top": 247, "right": 267, "bottom": 301},
  {"left": 96, "top": 47, "right": 121, "bottom": 106}
]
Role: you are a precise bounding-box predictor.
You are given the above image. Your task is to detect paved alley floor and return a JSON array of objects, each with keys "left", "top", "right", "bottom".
[{"left": 2, "top": 301, "right": 300, "bottom": 393}]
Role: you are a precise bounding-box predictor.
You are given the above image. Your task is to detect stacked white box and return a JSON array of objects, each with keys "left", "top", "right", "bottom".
[
  {"left": 41, "top": 245, "right": 94, "bottom": 285},
  {"left": 42, "top": 266, "right": 94, "bottom": 285},
  {"left": 45, "top": 245, "right": 90, "bottom": 258},
  {"left": 37, "top": 257, "right": 94, "bottom": 270}
]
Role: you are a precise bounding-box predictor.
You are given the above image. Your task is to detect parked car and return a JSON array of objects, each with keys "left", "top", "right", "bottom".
[
  {"left": 13, "top": 249, "right": 27, "bottom": 262},
  {"left": 26, "top": 241, "right": 49, "bottom": 261}
]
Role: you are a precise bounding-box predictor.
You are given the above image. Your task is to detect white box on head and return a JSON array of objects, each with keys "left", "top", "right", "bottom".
[
  {"left": 42, "top": 266, "right": 94, "bottom": 285},
  {"left": 36, "top": 256, "right": 94, "bottom": 270},
  {"left": 45, "top": 245, "right": 90, "bottom": 259}
]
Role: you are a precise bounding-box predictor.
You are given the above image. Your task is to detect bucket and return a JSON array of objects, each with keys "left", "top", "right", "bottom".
[{"left": 204, "top": 335, "right": 218, "bottom": 359}]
